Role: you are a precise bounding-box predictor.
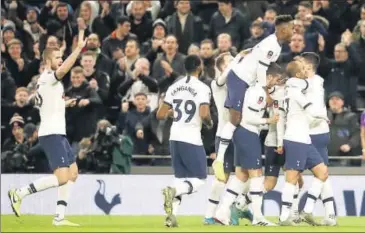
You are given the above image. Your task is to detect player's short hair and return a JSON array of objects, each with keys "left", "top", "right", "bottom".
[
  {"left": 184, "top": 55, "right": 202, "bottom": 74},
  {"left": 215, "top": 52, "right": 230, "bottom": 72},
  {"left": 134, "top": 92, "right": 147, "bottom": 98},
  {"left": 42, "top": 48, "right": 59, "bottom": 62},
  {"left": 126, "top": 38, "right": 140, "bottom": 49},
  {"left": 71, "top": 66, "right": 84, "bottom": 75},
  {"left": 7, "top": 38, "right": 23, "bottom": 48},
  {"left": 16, "top": 87, "right": 29, "bottom": 95},
  {"left": 299, "top": 1, "right": 312, "bottom": 9},
  {"left": 200, "top": 39, "right": 214, "bottom": 48},
  {"left": 286, "top": 61, "right": 302, "bottom": 77},
  {"left": 274, "top": 15, "right": 293, "bottom": 26},
  {"left": 301, "top": 52, "right": 320, "bottom": 70},
  {"left": 81, "top": 50, "right": 97, "bottom": 59},
  {"left": 267, "top": 63, "right": 284, "bottom": 77}
]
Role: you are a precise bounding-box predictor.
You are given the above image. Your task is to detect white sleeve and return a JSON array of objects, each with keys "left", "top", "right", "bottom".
[
  {"left": 198, "top": 87, "right": 211, "bottom": 106},
  {"left": 276, "top": 100, "right": 286, "bottom": 147},
  {"left": 244, "top": 90, "right": 267, "bottom": 125},
  {"left": 216, "top": 54, "right": 243, "bottom": 86},
  {"left": 292, "top": 88, "right": 327, "bottom": 119}
]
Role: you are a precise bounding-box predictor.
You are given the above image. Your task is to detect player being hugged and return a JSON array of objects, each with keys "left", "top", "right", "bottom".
[
  {"left": 299, "top": 53, "right": 336, "bottom": 226},
  {"left": 204, "top": 51, "right": 253, "bottom": 226},
  {"left": 156, "top": 55, "right": 213, "bottom": 228},
  {"left": 214, "top": 63, "right": 284, "bottom": 226},
  {"left": 213, "top": 14, "right": 294, "bottom": 181},
  {"left": 279, "top": 60, "right": 329, "bottom": 226},
  {"left": 8, "top": 30, "right": 87, "bottom": 226}
]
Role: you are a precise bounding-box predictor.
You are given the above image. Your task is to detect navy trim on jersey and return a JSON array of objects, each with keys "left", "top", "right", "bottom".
[
  {"left": 279, "top": 107, "right": 285, "bottom": 112},
  {"left": 54, "top": 72, "right": 62, "bottom": 81},
  {"left": 186, "top": 75, "right": 191, "bottom": 83},
  {"left": 248, "top": 107, "right": 259, "bottom": 112},
  {"left": 163, "top": 101, "right": 172, "bottom": 108},
  {"left": 303, "top": 79, "right": 309, "bottom": 91},
  {"left": 259, "top": 60, "right": 270, "bottom": 67},
  {"left": 215, "top": 79, "right": 225, "bottom": 87},
  {"left": 200, "top": 102, "right": 210, "bottom": 106},
  {"left": 303, "top": 102, "right": 312, "bottom": 109},
  {"left": 269, "top": 87, "right": 276, "bottom": 94}
]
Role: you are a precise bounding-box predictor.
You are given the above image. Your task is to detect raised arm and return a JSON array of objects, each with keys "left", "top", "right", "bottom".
[{"left": 55, "top": 30, "right": 87, "bottom": 80}]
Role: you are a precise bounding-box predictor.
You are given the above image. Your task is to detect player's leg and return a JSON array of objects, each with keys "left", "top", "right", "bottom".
[
  {"left": 290, "top": 174, "right": 303, "bottom": 223},
  {"left": 279, "top": 140, "right": 306, "bottom": 225},
  {"left": 214, "top": 71, "right": 249, "bottom": 179},
  {"left": 8, "top": 135, "right": 69, "bottom": 217},
  {"left": 301, "top": 145, "right": 327, "bottom": 226},
  {"left": 310, "top": 134, "right": 337, "bottom": 226},
  {"left": 263, "top": 146, "right": 282, "bottom": 192}
]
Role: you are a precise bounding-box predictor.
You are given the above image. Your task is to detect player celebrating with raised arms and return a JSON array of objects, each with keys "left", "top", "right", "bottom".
[
  {"left": 215, "top": 63, "right": 284, "bottom": 226},
  {"left": 204, "top": 51, "right": 253, "bottom": 225},
  {"left": 156, "top": 55, "right": 213, "bottom": 228},
  {"left": 214, "top": 14, "right": 294, "bottom": 181},
  {"left": 300, "top": 52, "right": 336, "bottom": 226},
  {"left": 8, "top": 30, "right": 87, "bottom": 226},
  {"left": 279, "top": 61, "right": 330, "bottom": 226}
]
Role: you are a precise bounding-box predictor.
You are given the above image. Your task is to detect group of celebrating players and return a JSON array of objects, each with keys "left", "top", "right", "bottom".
[
  {"left": 158, "top": 14, "right": 337, "bottom": 228},
  {"left": 6, "top": 14, "right": 336, "bottom": 228}
]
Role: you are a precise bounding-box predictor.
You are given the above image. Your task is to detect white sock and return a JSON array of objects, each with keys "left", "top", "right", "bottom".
[
  {"left": 172, "top": 196, "right": 182, "bottom": 216},
  {"left": 280, "top": 182, "right": 296, "bottom": 222},
  {"left": 321, "top": 179, "right": 336, "bottom": 218},
  {"left": 304, "top": 177, "right": 324, "bottom": 214},
  {"left": 216, "top": 122, "right": 236, "bottom": 162},
  {"left": 291, "top": 183, "right": 300, "bottom": 215},
  {"left": 205, "top": 178, "right": 226, "bottom": 218},
  {"left": 249, "top": 176, "right": 264, "bottom": 219},
  {"left": 16, "top": 175, "right": 59, "bottom": 199},
  {"left": 174, "top": 180, "right": 191, "bottom": 196},
  {"left": 216, "top": 176, "right": 245, "bottom": 219},
  {"left": 55, "top": 180, "right": 74, "bottom": 220}
]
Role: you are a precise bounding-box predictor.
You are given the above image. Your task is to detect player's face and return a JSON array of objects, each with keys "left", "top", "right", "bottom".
[
  {"left": 81, "top": 55, "right": 96, "bottom": 70},
  {"left": 267, "top": 74, "right": 282, "bottom": 88},
  {"left": 71, "top": 73, "right": 85, "bottom": 87},
  {"left": 285, "top": 22, "right": 295, "bottom": 42},
  {"left": 51, "top": 51, "right": 63, "bottom": 69},
  {"left": 15, "top": 91, "right": 29, "bottom": 107}
]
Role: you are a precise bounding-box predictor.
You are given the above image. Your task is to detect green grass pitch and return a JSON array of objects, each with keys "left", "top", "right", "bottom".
[{"left": 2, "top": 215, "right": 365, "bottom": 232}]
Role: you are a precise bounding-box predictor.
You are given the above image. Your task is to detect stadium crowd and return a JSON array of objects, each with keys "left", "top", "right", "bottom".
[{"left": 1, "top": 0, "right": 365, "bottom": 173}]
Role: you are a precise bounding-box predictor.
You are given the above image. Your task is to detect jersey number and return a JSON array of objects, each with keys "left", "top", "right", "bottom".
[{"left": 173, "top": 99, "right": 196, "bottom": 123}]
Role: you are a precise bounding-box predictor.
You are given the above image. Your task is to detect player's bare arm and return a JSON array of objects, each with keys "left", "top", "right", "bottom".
[
  {"left": 55, "top": 30, "right": 87, "bottom": 80},
  {"left": 200, "top": 104, "right": 213, "bottom": 129},
  {"left": 156, "top": 102, "right": 172, "bottom": 120}
]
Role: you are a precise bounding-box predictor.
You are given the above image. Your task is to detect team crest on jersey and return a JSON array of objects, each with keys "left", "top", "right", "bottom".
[
  {"left": 273, "top": 100, "right": 278, "bottom": 108},
  {"left": 267, "top": 51, "right": 273, "bottom": 59},
  {"left": 257, "top": 96, "right": 264, "bottom": 104}
]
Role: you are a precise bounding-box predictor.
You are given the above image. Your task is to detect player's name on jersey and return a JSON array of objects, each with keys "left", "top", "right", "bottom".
[{"left": 171, "top": 85, "right": 197, "bottom": 97}]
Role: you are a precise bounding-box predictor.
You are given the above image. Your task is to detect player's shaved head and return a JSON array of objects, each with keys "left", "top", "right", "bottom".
[
  {"left": 267, "top": 63, "right": 284, "bottom": 77},
  {"left": 42, "top": 48, "right": 59, "bottom": 62},
  {"left": 301, "top": 52, "right": 320, "bottom": 71}
]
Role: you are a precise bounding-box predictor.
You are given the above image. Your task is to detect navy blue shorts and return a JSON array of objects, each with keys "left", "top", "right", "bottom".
[
  {"left": 224, "top": 70, "right": 249, "bottom": 112},
  {"left": 169, "top": 140, "right": 207, "bottom": 179},
  {"left": 284, "top": 140, "right": 323, "bottom": 172},
  {"left": 215, "top": 136, "right": 235, "bottom": 173},
  {"left": 264, "top": 146, "right": 285, "bottom": 177},
  {"left": 233, "top": 126, "right": 262, "bottom": 169},
  {"left": 38, "top": 134, "right": 75, "bottom": 171},
  {"left": 310, "top": 133, "right": 330, "bottom": 165}
]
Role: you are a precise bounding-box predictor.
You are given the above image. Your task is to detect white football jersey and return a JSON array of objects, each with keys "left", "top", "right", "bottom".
[
  {"left": 165, "top": 76, "right": 211, "bottom": 145},
  {"left": 306, "top": 74, "right": 329, "bottom": 135},
  {"left": 36, "top": 70, "right": 66, "bottom": 136},
  {"left": 240, "top": 85, "right": 268, "bottom": 135},
  {"left": 265, "top": 86, "right": 286, "bottom": 147},
  {"left": 230, "top": 34, "right": 281, "bottom": 87}
]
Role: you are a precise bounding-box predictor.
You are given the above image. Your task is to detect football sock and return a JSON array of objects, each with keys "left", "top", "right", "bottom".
[{"left": 16, "top": 175, "right": 59, "bottom": 199}]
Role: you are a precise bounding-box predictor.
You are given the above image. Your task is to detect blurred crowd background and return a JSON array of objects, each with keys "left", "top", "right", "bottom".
[{"left": 1, "top": 0, "right": 365, "bottom": 174}]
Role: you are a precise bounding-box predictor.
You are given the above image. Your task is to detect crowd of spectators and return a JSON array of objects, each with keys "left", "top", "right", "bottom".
[{"left": 1, "top": 0, "right": 365, "bottom": 173}]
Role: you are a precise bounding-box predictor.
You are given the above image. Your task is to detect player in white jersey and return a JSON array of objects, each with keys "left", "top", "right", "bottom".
[
  {"left": 156, "top": 55, "right": 213, "bottom": 228},
  {"left": 215, "top": 63, "right": 284, "bottom": 226},
  {"left": 278, "top": 61, "right": 330, "bottom": 226},
  {"left": 204, "top": 51, "right": 253, "bottom": 225},
  {"left": 8, "top": 30, "right": 87, "bottom": 226},
  {"left": 300, "top": 53, "right": 336, "bottom": 226},
  {"left": 214, "top": 15, "right": 294, "bottom": 181}
]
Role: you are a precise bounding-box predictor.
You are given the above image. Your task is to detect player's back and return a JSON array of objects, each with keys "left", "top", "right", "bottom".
[
  {"left": 265, "top": 85, "right": 285, "bottom": 147},
  {"left": 231, "top": 34, "right": 281, "bottom": 86},
  {"left": 36, "top": 70, "right": 66, "bottom": 136},
  {"left": 306, "top": 75, "right": 329, "bottom": 134},
  {"left": 166, "top": 76, "right": 211, "bottom": 146},
  {"left": 211, "top": 81, "right": 229, "bottom": 137},
  {"left": 284, "top": 78, "right": 312, "bottom": 144}
]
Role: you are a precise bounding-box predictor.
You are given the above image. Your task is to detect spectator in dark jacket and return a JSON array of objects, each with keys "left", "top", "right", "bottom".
[
  {"left": 130, "top": 1, "right": 153, "bottom": 44},
  {"left": 152, "top": 35, "right": 186, "bottom": 81},
  {"left": 319, "top": 31, "right": 363, "bottom": 110},
  {"left": 278, "top": 33, "right": 306, "bottom": 65},
  {"left": 117, "top": 92, "right": 150, "bottom": 156},
  {"left": 1, "top": 61, "right": 16, "bottom": 108},
  {"left": 200, "top": 39, "right": 216, "bottom": 80},
  {"left": 214, "top": 33, "right": 238, "bottom": 57},
  {"left": 327, "top": 92, "right": 361, "bottom": 166},
  {"left": 102, "top": 16, "right": 138, "bottom": 60},
  {"left": 65, "top": 67, "right": 102, "bottom": 152},
  {"left": 242, "top": 20, "right": 268, "bottom": 50},
  {"left": 141, "top": 19, "right": 167, "bottom": 64},
  {"left": 2, "top": 114, "right": 25, "bottom": 152},
  {"left": 353, "top": 20, "right": 365, "bottom": 85},
  {"left": 209, "top": 0, "right": 250, "bottom": 50},
  {"left": 166, "top": 0, "right": 204, "bottom": 55}
]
